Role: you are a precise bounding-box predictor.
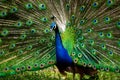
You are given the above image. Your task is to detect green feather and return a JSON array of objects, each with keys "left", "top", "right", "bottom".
[
  {"left": 0, "top": 10, "right": 7, "bottom": 17},
  {"left": 61, "top": 27, "right": 75, "bottom": 54},
  {"left": 0, "top": 0, "right": 120, "bottom": 79}
]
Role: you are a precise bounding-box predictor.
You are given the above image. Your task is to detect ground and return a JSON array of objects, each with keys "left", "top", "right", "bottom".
[{"left": 0, "top": 67, "right": 120, "bottom": 80}]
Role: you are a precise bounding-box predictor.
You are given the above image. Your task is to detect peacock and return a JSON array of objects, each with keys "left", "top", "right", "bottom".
[{"left": 0, "top": 0, "right": 120, "bottom": 80}]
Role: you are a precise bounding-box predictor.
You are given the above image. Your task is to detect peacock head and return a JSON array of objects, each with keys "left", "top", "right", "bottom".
[{"left": 50, "top": 22, "right": 57, "bottom": 31}]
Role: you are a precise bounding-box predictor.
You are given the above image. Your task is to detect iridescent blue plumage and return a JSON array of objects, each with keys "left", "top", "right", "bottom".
[
  {"left": 50, "top": 22, "right": 98, "bottom": 80},
  {"left": 50, "top": 22, "right": 73, "bottom": 66}
]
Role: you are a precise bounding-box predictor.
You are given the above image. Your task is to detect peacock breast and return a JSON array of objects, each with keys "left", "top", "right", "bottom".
[{"left": 56, "top": 46, "right": 73, "bottom": 66}]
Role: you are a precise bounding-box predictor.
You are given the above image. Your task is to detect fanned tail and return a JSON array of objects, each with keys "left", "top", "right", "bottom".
[
  {"left": 0, "top": 0, "right": 120, "bottom": 78},
  {"left": 60, "top": 0, "right": 120, "bottom": 73},
  {"left": 0, "top": 0, "right": 56, "bottom": 77}
]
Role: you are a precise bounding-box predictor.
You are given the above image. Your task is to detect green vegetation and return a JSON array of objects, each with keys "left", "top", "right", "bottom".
[{"left": 0, "top": 67, "right": 120, "bottom": 80}]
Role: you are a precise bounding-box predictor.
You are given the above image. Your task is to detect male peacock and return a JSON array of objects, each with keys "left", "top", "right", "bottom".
[{"left": 0, "top": 0, "right": 120, "bottom": 80}]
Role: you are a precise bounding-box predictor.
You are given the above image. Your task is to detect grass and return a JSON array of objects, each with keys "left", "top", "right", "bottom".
[{"left": 0, "top": 67, "right": 120, "bottom": 80}]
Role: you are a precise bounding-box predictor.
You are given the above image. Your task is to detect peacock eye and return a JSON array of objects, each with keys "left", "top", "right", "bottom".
[{"left": 53, "top": 25, "right": 56, "bottom": 29}]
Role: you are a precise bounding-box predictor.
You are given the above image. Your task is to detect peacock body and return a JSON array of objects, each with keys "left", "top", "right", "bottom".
[{"left": 0, "top": 0, "right": 120, "bottom": 79}]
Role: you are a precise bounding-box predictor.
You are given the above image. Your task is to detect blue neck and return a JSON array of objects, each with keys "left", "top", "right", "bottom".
[
  {"left": 55, "top": 27, "right": 73, "bottom": 65},
  {"left": 55, "top": 28, "right": 63, "bottom": 49}
]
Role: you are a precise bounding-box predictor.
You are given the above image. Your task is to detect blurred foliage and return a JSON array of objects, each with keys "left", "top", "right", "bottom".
[{"left": 0, "top": 67, "right": 120, "bottom": 80}]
